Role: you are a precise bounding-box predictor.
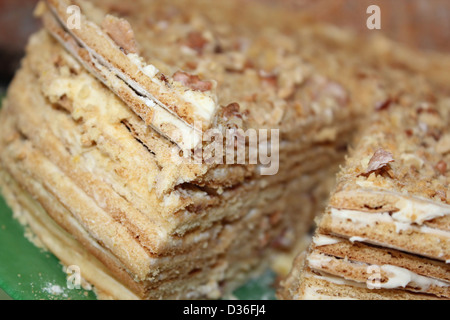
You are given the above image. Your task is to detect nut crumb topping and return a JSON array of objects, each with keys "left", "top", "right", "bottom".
[
  {"left": 436, "top": 134, "right": 450, "bottom": 155},
  {"left": 362, "top": 148, "right": 395, "bottom": 176},
  {"left": 184, "top": 31, "right": 208, "bottom": 54}
]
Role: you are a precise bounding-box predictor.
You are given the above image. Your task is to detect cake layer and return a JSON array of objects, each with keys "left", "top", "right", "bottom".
[
  {"left": 280, "top": 103, "right": 450, "bottom": 300},
  {"left": 284, "top": 268, "right": 441, "bottom": 300},
  {"left": 307, "top": 235, "right": 450, "bottom": 298}
]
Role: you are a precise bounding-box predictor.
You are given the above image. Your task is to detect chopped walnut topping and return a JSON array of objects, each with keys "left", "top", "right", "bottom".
[
  {"left": 436, "top": 190, "right": 447, "bottom": 201},
  {"left": 401, "top": 154, "right": 424, "bottom": 171},
  {"left": 363, "top": 148, "right": 395, "bottom": 176},
  {"left": 80, "top": 134, "right": 96, "bottom": 147},
  {"left": 184, "top": 61, "right": 198, "bottom": 71},
  {"left": 259, "top": 70, "right": 278, "bottom": 87},
  {"left": 109, "top": 3, "right": 134, "bottom": 16},
  {"left": 436, "top": 134, "right": 450, "bottom": 155},
  {"left": 436, "top": 160, "right": 447, "bottom": 175},
  {"left": 307, "top": 77, "right": 348, "bottom": 108},
  {"left": 224, "top": 52, "right": 247, "bottom": 72},
  {"left": 102, "top": 15, "right": 139, "bottom": 54},
  {"left": 172, "top": 71, "right": 213, "bottom": 92}
]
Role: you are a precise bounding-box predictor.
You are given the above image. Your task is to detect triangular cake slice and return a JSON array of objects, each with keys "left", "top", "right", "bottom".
[
  {"left": 1, "top": 0, "right": 365, "bottom": 299},
  {"left": 280, "top": 101, "right": 450, "bottom": 300}
]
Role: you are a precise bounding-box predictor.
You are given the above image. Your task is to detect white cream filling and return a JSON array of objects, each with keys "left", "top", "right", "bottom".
[
  {"left": 142, "top": 65, "right": 160, "bottom": 79},
  {"left": 51, "top": 7, "right": 213, "bottom": 152},
  {"left": 331, "top": 208, "right": 391, "bottom": 225},
  {"left": 355, "top": 179, "right": 378, "bottom": 189},
  {"left": 420, "top": 225, "right": 450, "bottom": 238},
  {"left": 91, "top": 51, "right": 202, "bottom": 149}
]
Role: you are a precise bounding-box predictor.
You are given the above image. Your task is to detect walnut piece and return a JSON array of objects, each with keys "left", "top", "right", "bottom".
[
  {"left": 173, "top": 71, "right": 213, "bottom": 92},
  {"left": 102, "top": 15, "right": 139, "bottom": 54}
]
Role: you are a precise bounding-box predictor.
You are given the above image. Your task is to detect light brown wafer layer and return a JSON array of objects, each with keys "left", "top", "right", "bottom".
[{"left": 280, "top": 104, "right": 450, "bottom": 300}]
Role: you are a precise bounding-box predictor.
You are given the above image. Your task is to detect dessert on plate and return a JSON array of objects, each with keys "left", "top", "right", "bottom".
[{"left": 279, "top": 101, "right": 450, "bottom": 300}]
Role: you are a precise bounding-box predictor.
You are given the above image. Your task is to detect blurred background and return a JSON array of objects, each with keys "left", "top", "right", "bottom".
[{"left": 1, "top": 0, "right": 450, "bottom": 89}]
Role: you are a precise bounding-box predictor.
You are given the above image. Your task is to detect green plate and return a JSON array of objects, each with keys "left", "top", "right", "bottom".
[{"left": 0, "top": 97, "right": 276, "bottom": 300}]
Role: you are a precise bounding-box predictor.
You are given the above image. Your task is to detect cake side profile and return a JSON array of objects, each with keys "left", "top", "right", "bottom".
[
  {"left": 0, "top": 0, "right": 360, "bottom": 299},
  {"left": 2, "top": 0, "right": 450, "bottom": 300}
]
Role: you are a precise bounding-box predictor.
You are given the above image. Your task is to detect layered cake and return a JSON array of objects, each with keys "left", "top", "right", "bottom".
[{"left": 2, "top": 0, "right": 450, "bottom": 300}]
